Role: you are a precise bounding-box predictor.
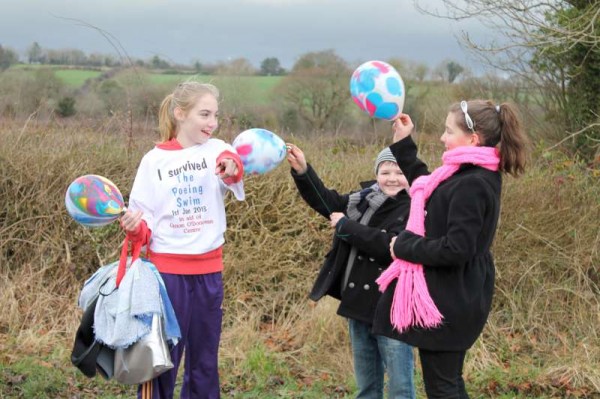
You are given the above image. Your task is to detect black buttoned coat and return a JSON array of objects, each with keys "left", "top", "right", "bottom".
[
  {"left": 292, "top": 164, "right": 410, "bottom": 324},
  {"left": 372, "top": 137, "right": 502, "bottom": 351}
]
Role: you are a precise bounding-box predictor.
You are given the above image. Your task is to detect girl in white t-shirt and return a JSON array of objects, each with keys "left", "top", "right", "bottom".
[{"left": 120, "top": 82, "right": 244, "bottom": 399}]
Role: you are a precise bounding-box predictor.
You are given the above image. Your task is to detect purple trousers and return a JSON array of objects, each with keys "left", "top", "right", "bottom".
[{"left": 138, "top": 272, "right": 223, "bottom": 399}]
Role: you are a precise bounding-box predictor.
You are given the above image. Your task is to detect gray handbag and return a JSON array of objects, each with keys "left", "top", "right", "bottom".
[{"left": 113, "top": 311, "right": 174, "bottom": 384}]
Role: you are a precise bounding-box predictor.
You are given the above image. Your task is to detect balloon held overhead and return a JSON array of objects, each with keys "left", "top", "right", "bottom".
[
  {"left": 65, "top": 174, "right": 125, "bottom": 227},
  {"left": 350, "top": 60, "right": 405, "bottom": 120},
  {"left": 233, "top": 128, "right": 287, "bottom": 175}
]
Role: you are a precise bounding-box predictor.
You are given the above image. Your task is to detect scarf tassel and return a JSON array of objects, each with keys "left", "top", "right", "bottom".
[{"left": 377, "top": 259, "right": 443, "bottom": 332}]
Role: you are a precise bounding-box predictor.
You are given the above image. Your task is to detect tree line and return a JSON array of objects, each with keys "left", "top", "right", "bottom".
[
  {"left": 0, "top": 41, "right": 288, "bottom": 76},
  {"left": 0, "top": 41, "right": 470, "bottom": 84}
]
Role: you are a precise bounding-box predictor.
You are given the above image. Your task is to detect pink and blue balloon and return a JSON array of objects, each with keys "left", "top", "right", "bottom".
[
  {"left": 233, "top": 128, "right": 287, "bottom": 175},
  {"left": 65, "top": 175, "right": 125, "bottom": 227},
  {"left": 350, "top": 60, "right": 405, "bottom": 120}
]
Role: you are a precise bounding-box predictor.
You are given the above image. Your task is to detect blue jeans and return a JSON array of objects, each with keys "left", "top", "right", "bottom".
[{"left": 348, "top": 319, "right": 415, "bottom": 399}]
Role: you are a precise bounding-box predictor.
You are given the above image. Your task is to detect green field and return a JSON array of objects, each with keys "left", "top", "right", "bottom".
[
  {"left": 143, "top": 73, "right": 283, "bottom": 106},
  {"left": 54, "top": 69, "right": 103, "bottom": 87},
  {"left": 144, "top": 73, "right": 281, "bottom": 88},
  {"left": 10, "top": 64, "right": 104, "bottom": 87},
  {"left": 35, "top": 66, "right": 281, "bottom": 105},
  {"left": 8, "top": 65, "right": 283, "bottom": 104}
]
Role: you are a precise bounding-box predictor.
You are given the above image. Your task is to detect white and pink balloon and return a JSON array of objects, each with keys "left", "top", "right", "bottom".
[
  {"left": 232, "top": 128, "right": 287, "bottom": 175},
  {"left": 350, "top": 60, "right": 405, "bottom": 121}
]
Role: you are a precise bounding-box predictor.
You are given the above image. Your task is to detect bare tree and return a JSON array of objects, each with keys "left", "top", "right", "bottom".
[
  {"left": 415, "top": 0, "right": 600, "bottom": 157},
  {"left": 416, "top": 0, "right": 600, "bottom": 57},
  {"left": 216, "top": 57, "right": 256, "bottom": 76},
  {"left": 276, "top": 50, "right": 350, "bottom": 131},
  {"left": 386, "top": 57, "right": 430, "bottom": 82}
]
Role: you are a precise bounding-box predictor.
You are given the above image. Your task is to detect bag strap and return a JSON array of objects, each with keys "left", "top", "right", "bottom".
[{"left": 115, "top": 236, "right": 142, "bottom": 288}]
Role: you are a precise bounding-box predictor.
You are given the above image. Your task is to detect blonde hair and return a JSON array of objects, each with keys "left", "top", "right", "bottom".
[
  {"left": 450, "top": 100, "right": 529, "bottom": 177},
  {"left": 158, "top": 82, "right": 220, "bottom": 142}
]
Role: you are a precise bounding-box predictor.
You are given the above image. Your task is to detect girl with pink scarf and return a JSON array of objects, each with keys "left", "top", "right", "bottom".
[{"left": 372, "top": 100, "right": 528, "bottom": 398}]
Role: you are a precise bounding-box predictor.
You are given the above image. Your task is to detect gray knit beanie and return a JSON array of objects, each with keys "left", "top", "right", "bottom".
[{"left": 374, "top": 147, "right": 398, "bottom": 174}]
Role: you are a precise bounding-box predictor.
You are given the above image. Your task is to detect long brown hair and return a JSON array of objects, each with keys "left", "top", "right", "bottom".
[
  {"left": 450, "top": 100, "right": 529, "bottom": 177},
  {"left": 158, "top": 82, "right": 219, "bottom": 142}
]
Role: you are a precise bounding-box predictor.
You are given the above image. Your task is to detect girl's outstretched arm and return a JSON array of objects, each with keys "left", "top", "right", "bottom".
[{"left": 286, "top": 143, "right": 308, "bottom": 175}]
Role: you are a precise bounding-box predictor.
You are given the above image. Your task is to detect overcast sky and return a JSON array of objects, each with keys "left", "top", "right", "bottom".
[{"left": 0, "top": 0, "right": 494, "bottom": 71}]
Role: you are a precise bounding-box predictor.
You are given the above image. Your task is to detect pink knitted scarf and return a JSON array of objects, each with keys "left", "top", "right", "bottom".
[{"left": 376, "top": 145, "right": 500, "bottom": 332}]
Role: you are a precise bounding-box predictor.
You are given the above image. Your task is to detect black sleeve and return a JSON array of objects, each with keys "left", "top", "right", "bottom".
[
  {"left": 393, "top": 177, "right": 493, "bottom": 267},
  {"left": 389, "top": 136, "right": 430, "bottom": 186},
  {"left": 334, "top": 204, "right": 408, "bottom": 265},
  {"left": 291, "top": 164, "right": 349, "bottom": 219},
  {"left": 334, "top": 219, "right": 395, "bottom": 265}
]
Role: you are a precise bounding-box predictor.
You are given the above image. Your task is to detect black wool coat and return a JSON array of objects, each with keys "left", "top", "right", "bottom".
[
  {"left": 292, "top": 164, "right": 410, "bottom": 324},
  {"left": 372, "top": 137, "right": 502, "bottom": 351}
]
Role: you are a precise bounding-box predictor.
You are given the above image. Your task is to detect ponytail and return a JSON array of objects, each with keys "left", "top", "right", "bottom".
[
  {"left": 158, "top": 93, "right": 176, "bottom": 142},
  {"left": 497, "top": 103, "right": 528, "bottom": 177},
  {"left": 453, "top": 100, "right": 529, "bottom": 177}
]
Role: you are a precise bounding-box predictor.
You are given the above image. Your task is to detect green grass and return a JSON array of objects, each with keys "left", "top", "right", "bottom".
[
  {"left": 0, "top": 347, "right": 578, "bottom": 398},
  {"left": 219, "top": 343, "right": 355, "bottom": 398},
  {"left": 0, "top": 346, "right": 354, "bottom": 398},
  {"left": 54, "top": 69, "right": 103, "bottom": 87},
  {"left": 142, "top": 74, "right": 283, "bottom": 105},
  {"left": 10, "top": 65, "right": 283, "bottom": 105},
  {"left": 145, "top": 73, "right": 280, "bottom": 88},
  {"left": 8, "top": 64, "right": 104, "bottom": 87},
  {"left": 0, "top": 355, "right": 137, "bottom": 398}
]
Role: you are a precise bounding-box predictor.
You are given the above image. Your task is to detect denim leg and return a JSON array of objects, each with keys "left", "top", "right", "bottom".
[
  {"left": 377, "top": 335, "right": 415, "bottom": 399},
  {"left": 348, "top": 319, "right": 384, "bottom": 399}
]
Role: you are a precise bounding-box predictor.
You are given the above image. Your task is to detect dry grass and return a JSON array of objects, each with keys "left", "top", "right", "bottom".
[{"left": 1, "top": 119, "right": 599, "bottom": 397}]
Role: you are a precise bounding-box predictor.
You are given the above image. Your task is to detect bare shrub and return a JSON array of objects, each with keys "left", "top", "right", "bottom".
[
  {"left": 0, "top": 123, "right": 598, "bottom": 395},
  {"left": 0, "top": 68, "right": 66, "bottom": 119}
]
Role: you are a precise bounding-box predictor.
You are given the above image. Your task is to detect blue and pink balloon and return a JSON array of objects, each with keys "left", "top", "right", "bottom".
[
  {"left": 233, "top": 128, "right": 287, "bottom": 175},
  {"left": 65, "top": 175, "right": 125, "bottom": 227},
  {"left": 350, "top": 60, "right": 405, "bottom": 120}
]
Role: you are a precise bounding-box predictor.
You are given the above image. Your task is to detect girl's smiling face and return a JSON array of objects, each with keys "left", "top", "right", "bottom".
[{"left": 175, "top": 93, "right": 219, "bottom": 148}]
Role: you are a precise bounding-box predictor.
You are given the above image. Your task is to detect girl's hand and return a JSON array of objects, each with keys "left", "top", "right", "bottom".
[
  {"left": 329, "top": 212, "right": 345, "bottom": 228},
  {"left": 389, "top": 236, "right": 398, "bottom": 260},
  {"left": 215, "top": 158, "right": 239, "bottom": 180},
  {"left": 120, "top": 209, "right": 143, "bottom": 234},
  {"left": 392, "top": 113, "right": 414, "bottom": 143},
  {"left": 286, "top": 143, "right": 308, "bottom": 174}
]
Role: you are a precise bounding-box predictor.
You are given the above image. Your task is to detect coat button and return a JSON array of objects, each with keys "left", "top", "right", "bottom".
[
  {"left": 368, "top": 257, "right": 375, "bottom": 262},
  {"left": 348, "top": 282, "right": 355, "bottom": 288},
  {"left": 378, "top": 268, "right": 383, "bottom": 272},
  {"left": 363, "top": 284, "right": 370, "bottom": 290},
  {"left": 357, "top": 255, "right": 363, "bottom": 260},
  {"left": 381, "top": 229, "right": 387, "bottom": 233}
]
